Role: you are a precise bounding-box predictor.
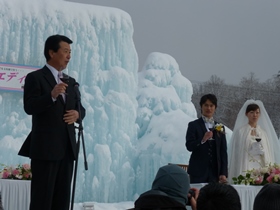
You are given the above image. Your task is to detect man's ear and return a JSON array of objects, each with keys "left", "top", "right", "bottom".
[{"left": 49, "top": 50, "right": 54, "bottom": 58}]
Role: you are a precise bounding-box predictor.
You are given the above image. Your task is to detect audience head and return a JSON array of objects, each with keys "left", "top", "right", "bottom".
[
  {"left": 151, "top": 164, "right": 190, "bottom": 206},
  {"left": 134, "top": 164, "right": 190, "bottom": 210},
  {"left": 253, "top": 183, "right": 280, "bottom": 210},
  {"left": 0, "top": 191, "right": 3, "bottom": 210},
  {"left": 197, "top": 182, "right": 241, "bottom": 210}
]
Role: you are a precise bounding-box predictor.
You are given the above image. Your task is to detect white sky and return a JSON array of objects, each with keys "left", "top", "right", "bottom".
[{"left": 68, "top": 0, "right": 280, "bottom": 85}]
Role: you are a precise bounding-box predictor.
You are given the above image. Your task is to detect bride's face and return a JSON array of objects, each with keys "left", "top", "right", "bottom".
[{"left": 246, "top": 109, "right": 260, "bottom": 124}]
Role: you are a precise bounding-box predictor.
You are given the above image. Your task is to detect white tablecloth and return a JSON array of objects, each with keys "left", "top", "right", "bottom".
[
  {"left": 0, "top": 180, "right": 263, "bottom": 210},
  {"left": 0, "top": 179, "right": 31, "bottom": 210},
  {"left": 189, "top": 183, "right": 263, "bottom": 210}
]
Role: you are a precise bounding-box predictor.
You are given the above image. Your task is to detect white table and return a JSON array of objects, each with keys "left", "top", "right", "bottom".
[
  {"left": 0, "top": 179, "right": 31, "bottom": 210},
  {"left": 189, "top": 183, "right": 263, "bottom": 210},
  {"left": 0, "top": 180, "right": 263, "bottom": 210}
]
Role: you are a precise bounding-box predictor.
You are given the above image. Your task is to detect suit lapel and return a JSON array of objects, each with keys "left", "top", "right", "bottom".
[
  {"left": 199, "top": 118, "right": 221, "bottom": 145},
  {"left": 42, "top": 66, "right": 57, "bottom": 87},
  {"left": 212, "top": 121, "right": 221, "bottom": 149},
  {"left": 213, "top": 121, "right": 222, "bottom": 139},
  {"left": 198, "top": 117, "right": 207, "bottom": 133},
  {"left": 42, "top": 66, "right": 65, "bottom": 105},
  {"left": 58, "top": 95, "right": 66, "bottom": 105},
  {"left": 213, "top": 121, "right": 217, "bottom": 139},
  {"left": 198, "top": 118, "right": 213, "bottom": 146}
]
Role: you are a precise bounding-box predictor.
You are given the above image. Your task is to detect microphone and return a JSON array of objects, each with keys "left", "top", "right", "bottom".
[{"left": 73, "top": 82, "right": 81, "bottom": 100}]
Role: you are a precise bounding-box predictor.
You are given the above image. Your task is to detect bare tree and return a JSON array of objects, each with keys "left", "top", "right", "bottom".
[{"left": 239, "top": 72, "right": 262, "bottom": 100}]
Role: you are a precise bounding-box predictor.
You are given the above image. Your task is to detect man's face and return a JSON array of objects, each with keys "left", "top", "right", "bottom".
[
  {"left": 49, "top": 41, "right": 71, "bottom": 70},
  {"left": 201, "top": 99, "right": 216, "bottom": 118}
]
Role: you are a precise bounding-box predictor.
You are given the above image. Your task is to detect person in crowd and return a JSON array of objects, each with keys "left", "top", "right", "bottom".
[
  {"left": 228, "top": 100, "right": 280, "bottom": 182},
  {"left": 133, "top": 164, "right": 199, "bottom": 210},
  {"left": 253, "top": 183, "right": 280, "bottom": 210},
  {"left": 0, "top": 192, "right": 3, "bottom": 210},
  {"left": 196, "top": 182, "right": 241, "bottom": 210},
  {"left": 18, "top": 34, "right": 86, "bottom": 210},
  {"left": 186, "top": 94, "right": 228, "bottom": 183}
]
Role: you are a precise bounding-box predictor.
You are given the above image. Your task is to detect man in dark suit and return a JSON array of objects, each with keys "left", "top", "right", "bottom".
[
  {"left": 18, "top": 34, "right": 86, "bottom": 210},
  {"left": 186, "top": 94, "right": 227, "bottom": 183}
]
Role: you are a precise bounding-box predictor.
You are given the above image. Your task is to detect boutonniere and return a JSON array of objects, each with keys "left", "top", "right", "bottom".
[{"left": 214, "top": 123, "right": 225, "bottom": 135}]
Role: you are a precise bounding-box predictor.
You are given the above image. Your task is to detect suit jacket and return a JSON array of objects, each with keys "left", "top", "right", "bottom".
[
  {"left": 185, "top": 117, "right": 228, "bottom": 180},
  {"left": 18, "top": 66, "right": 86, "bottom": 160}
]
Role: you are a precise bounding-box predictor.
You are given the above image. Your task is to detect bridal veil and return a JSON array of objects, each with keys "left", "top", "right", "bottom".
[{"left": 228, "top": 99, "right": 280, "bottom": 182}]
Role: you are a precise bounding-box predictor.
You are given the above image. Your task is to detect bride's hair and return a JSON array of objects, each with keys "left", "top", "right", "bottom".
[{"left": 245, "top": 104, "right": 260, "bottom": 114}]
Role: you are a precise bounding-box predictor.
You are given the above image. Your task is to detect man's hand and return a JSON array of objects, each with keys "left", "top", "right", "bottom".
[
  {"left": 219, "top": 175, "right": 227, "bottom": 184},
  {"left": 189, "top": 187, "right": 199, "bottom": 210},
  {"left": 63, "top": 110, "right": 79, "bottom": 124},
  {"left": 51, "top": 83, "right": 68, "bottom": 99},
  {"left": 202, "top": 131, "right": 213, "bottom": 143}
]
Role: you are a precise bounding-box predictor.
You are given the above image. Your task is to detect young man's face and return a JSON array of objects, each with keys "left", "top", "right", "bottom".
[
  {"left": 201, "top": 99, "right": 216, "bottom": 118},
  {"left": 49, "top": 41, "right": 71, "bottom": 70}
]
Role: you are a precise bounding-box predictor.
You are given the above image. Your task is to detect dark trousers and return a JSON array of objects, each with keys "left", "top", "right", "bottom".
[
  {"left": 189, "top": 164, "right": 218, "bottom": 184},
  {"left": 29, "top": 148, "right": 74, "bottom": 210}
]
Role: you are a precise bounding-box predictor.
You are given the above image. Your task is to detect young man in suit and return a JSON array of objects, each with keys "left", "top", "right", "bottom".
[
  {"left": 186, "top": 94, "right": 227, "bottom": 183},
  {"left": 18, "top": 34, "right": 86, "bottom": 210}
]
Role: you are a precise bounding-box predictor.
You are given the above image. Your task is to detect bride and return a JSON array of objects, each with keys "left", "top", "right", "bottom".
[{"left": 228, "top": 99, "right": 280, "bottom": 183}]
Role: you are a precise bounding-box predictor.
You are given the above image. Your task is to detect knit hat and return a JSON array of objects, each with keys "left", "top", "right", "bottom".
[{"left": 151, "top": 164, "right": 190, "bottom": 206}]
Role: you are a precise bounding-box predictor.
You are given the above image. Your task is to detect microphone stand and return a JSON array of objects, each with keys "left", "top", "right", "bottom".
[{"left": 70, "top": 84, "right": 88, "bottom": 210}]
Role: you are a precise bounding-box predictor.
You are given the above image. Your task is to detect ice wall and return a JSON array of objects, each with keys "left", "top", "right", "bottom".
[
  {"left": 0, "top": 0, "right": 138, "bottom": 203},
  {"left": 135, "top": 52, "right": 196, "bottom": 193}
]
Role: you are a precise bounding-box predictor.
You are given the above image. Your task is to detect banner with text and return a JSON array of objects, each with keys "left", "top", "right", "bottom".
[{"left": 0, "top": 63, "right": 39, "bottom": 92}]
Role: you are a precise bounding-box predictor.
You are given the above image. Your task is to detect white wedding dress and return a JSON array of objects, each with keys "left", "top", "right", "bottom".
[
  {"left": 228, "top": 100, "right": 280, "bottom": 183},
  {"left": 229, "top": 124, "right": 272, "bottom": 181}
]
